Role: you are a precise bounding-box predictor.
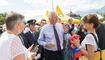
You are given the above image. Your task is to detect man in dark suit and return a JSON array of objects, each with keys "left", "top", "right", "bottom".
[
  {"left": 18, "top": 19, "right": 37, "bottom": 48},
  {"left": 25, "top": 19, "right": 45, "bottom": 60},
  {"left": 96, "top": 23, "right": 105, "bottom": 50},
  {"left": 18, "top": 32, "right": 30, "bottom": 48},
  {"left": 68, "top": 18, "right": 74, "bottom": 35},
  {"left": 25, "top": 19, "right": 38, "bottom": 47}
]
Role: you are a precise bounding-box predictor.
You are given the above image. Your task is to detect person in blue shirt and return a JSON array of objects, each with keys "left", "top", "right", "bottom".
[{"left": 38, "top": 11, "right": 70, "bottom": 60}]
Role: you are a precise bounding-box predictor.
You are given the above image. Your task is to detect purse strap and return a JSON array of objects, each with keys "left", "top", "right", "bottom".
[
  {"left": 90, "top": 33, "right": 99, "bottom": 50},
  {"left": 90, "top": 33, "right": 102, "bottom": 60}
]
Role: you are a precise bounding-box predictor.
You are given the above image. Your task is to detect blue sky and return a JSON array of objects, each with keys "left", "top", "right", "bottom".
[{"left": 0, "top": 0, "right": 105, "bottom": 21}]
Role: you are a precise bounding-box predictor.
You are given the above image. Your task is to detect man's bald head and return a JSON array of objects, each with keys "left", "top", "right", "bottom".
[{"left": 48, "top": 11, "right": 58, "bottom": 24}]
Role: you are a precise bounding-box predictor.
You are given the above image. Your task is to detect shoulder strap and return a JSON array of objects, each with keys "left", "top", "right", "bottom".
[
  {"left": 85, "top": 33, "right": 99, "bottom": 50},
  {"left": 90, "top": 33, "right": 99, "bottom": 49},
  {"left": 90, "top": 33, "right": 102, "bottom": 60}
]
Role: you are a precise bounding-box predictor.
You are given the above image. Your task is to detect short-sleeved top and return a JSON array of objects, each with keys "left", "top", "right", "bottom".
[
  {"left": 0, "top": 32, "right": 28, "bottom": 60},
  {"left": 79, "top": 33, "right": 99, "bottom": 60},
  {"left": 81, "top": 33, "right": 99, "bottom": 51}
]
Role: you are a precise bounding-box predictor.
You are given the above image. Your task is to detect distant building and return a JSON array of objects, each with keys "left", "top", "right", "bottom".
[{"left": 67, "top": 11, "right": 81, "bottom": 19}]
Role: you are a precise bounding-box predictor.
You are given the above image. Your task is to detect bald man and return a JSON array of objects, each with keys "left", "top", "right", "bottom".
[{"left": 38, "top": 11, "right": 70, "bottom": 60}]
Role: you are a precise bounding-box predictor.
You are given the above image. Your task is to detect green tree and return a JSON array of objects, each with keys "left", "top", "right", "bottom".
[
  {"left": 0, "top": 12, "right": 7, "bottom": 25},
  {"left": 99, "top": 13, "right": 105, "bottom": 22},
  {"left": 103, "top": 14, "right": 105, "bottom": 20}
]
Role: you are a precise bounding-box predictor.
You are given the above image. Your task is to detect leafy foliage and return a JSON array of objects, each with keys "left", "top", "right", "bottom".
[
  {"left": 0, "top": 12, "right": 7, "bottom": 25},
  {"left": 99, "top": 13, "right": 105, "bottom": 22}
]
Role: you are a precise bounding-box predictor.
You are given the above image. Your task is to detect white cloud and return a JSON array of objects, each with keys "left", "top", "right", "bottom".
[
  {"left": 0, "top": 0, "right": 104, "bottom": 22},
  {"left": 53, "top": 0, "right": 105, "bottom": 12},
  {"left": 24, "top": 0, "right": 105, "bottom": 13},
  {"left": 15, "top": 9, "right": 47, "bottom": 21},
  {"left": 24, "top": 0, "right": 33, "bottom": 3},
  {"left": 0, "top": 0, "right": 9, "bottom": 6},
  {"left": 23, "top": 0, "right": 105, "bottom": 20}
]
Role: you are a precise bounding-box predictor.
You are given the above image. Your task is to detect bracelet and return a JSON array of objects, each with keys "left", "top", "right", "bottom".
[{"left": 78, "top": 46, "right": 82, "bottom": 49}]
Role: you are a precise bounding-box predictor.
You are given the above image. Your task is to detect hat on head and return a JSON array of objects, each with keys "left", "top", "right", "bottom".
[{"left": 27, "top": 19, "right": 36, "bottom": 25}]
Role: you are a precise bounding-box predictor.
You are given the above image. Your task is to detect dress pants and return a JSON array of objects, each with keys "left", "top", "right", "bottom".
[
  {"left": 38, "top": 47, "right": 45, "bottom": 60},
  {"left": 44, "top": 49, "right": 64, "bottom": 60}
]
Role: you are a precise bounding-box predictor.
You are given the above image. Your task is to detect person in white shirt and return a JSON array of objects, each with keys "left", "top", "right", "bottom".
[
  {"left": 0, "top": 12, "right": 38, "bottom": 60},
  {"left": 72, "top": 14, "right": 99, "bottom": 60},
  {"left": 38, "top": 11, "right": 70, "bottom": 60}
]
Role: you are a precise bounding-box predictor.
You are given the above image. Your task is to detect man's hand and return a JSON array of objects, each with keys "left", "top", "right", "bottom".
[
  {"left": 30, "top": 48, "right": 39, "bottom": 59},
  {"left": 46, "top": 42, "right": 55, "bottom": 48}
]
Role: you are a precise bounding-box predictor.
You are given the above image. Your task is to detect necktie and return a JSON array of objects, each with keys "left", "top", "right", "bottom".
[{"left": 53, "top": 25, "right": 61, "bottom": 51}]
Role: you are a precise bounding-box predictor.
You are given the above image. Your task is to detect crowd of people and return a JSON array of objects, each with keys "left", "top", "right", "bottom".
[{"left": 0, "top": 11, "right": 105, "bottom": 60}]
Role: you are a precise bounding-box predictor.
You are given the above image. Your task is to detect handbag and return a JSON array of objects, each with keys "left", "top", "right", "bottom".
[
  {"left": 82, "top": 33, "right": 102, "bottom": 60},
  {"left": 102, "top": 49, "right": 105, "bottom": 60}
]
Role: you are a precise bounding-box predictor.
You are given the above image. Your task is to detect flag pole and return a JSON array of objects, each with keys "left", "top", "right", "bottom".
[{"left": 52, "top": 0, "right": 54, "bottom": 11}]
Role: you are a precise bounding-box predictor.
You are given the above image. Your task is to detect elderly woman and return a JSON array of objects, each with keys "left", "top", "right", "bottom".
[
  {"left": 0, "top": 12, "right": 38, "bottom": 60},
  {"left": 72, "top": 14, "right": 99, "bottom": 60}
]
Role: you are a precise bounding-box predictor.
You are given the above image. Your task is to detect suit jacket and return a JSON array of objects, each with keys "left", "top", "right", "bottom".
[
  {"left": 33, "top": 31, "right": 40, "bottom": 44},
  {"left": 68, "top": 24, "right": 74, "bottom": 35},
  {"left": 96, "top": 23, "right": 105, "bottom": 50},
  {"left": 77, "top": 29, "right": 86, "bottom": 44},
  {"left": 25, "top": 31, "right": 45, "bottom": 59},
  {"left": 18, "top": 32, "right": 30, "bottom": 48},
  {"left": 0, "top": 28, "right": 2, "bottom": 34},
  {"left": 25, "top": 31, "right": 39, "bottom": 48}
]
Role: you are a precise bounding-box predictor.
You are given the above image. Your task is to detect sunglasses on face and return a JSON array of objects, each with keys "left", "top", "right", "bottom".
[{"left": 41, "top": 22, "right": 46, "bottom": 24}]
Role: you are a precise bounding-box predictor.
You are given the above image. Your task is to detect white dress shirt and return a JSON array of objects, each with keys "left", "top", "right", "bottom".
[{"left": 38, "top": 23, "right": 70, "bottom": 51}]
